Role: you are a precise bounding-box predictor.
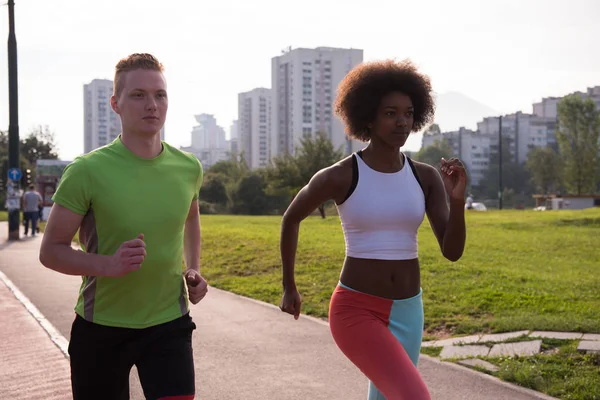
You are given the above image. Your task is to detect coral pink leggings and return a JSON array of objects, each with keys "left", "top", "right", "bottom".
[{"left": 329, "top": 283, "right": 430, "bottom": 400}]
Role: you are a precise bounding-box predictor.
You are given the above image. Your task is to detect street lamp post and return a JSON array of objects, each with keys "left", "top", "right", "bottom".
[
  {"left": 7, "top": 0, "right": 21, "bottom": 240},
  {"left": 498, "top": 116, "right": 503, "bottom": 210}
]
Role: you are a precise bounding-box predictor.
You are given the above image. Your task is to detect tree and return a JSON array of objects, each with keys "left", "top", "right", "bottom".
[
  {"left": 209, "top": 154, "right": 249, "bottom": 183},
  {"left": 231, "top": 173, "right": 270, "bottom": 215},
  {"left": 525, "top": 146, "right": 563, "bottom": 194},
  {"left": 21, "top": 126, "right": 59, "bottom": 166},
  {"left": 295, "top": 131, "right": 345, "bottom": 182},
  {"left": 424, "top": 123, "right": 441, "bottom": 135},
  {"left": 201, "top": 155, "right": 250, "bottom": 213},
  {"left": 264, "top": 153, "right": 303, "bottom": 201},
  {"left": 268, "top": 131, "right": 344, "bottom": 218},
  {"left": 556, "top": 95, "right": 600, "bottom": 195},
  {"left": 199, "top": 172, "right": 228, "bottom": 206},
  {"left": 1, "top": 128, "right": 58, "bottom": 209},
  {"left": 414, "top": 139, "right": 453, "bottom": 167}
]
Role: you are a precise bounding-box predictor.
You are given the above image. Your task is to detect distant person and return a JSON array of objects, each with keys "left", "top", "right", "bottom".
[
  {"left": 279, "top": 59, "right": 467, "bottom": 399},
  {"left": 39, "top": 53, "right": 207, "bottom": 400},
  {"left": 466, "top": 193, "right": 474, "bottom": 210},
  {"left": 22, "top": 184, "right": 42, "bottom": 236}
]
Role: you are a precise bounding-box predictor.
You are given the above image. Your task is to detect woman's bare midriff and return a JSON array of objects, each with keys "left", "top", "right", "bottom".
[{"left": 339, "top": 256, "right": 421, "bottom": 300}]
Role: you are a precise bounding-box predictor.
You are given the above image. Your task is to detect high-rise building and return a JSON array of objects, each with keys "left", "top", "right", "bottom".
[
  {"left": 229, "top": 120, "right": 239, "bottom": 158},
  {"left": 181, "top": 114, "right": 228, "bottom": 170},
  {"left": 83, "top": 79, "right": 120, "bottom": 154},
  {"left": 478, "top": 113, "right": 556, "bottom": 163},
  {"left": 533, "top": 86, "right": 600, "bottom": 120},
  {"left": 420, "top": 85, "right": 599, "bottom": 189},
  {"left": 190, "top": 114, "right": 226, "bottom": 150},
  {"left": 238, "top": 88, "right": 272, "bottom": 169},
  {"left": 83, "top": 78, "right": 165, "bottom": 154},
  {"left": 271, "top": 47, "right": 363, "bottom": 159},
  {"left": 422, "top": 128, "right": 491, "bottom": 186}
]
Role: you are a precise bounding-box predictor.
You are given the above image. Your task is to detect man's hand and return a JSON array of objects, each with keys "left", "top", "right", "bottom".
[
  {"left": 280, "top": 288, "right": 302, "bottom": 320},
  {"left": 185, "top": 269, "right": 208, "bottom": 304},
  {"left": 106, "top": 234, "right": 146, "bottom": 277}
]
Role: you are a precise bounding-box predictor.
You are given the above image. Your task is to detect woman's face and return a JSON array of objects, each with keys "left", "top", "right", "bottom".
[{"left": 369, "top": 91, "right": 414, "bottom": 148}]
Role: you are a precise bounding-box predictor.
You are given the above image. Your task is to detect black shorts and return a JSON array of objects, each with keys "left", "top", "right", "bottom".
[{"left": 68, "top": 313, "right": 196, "bottom": 400}]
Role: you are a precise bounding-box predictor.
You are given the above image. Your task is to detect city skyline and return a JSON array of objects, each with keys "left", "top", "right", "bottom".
[{"left": 1, "top": 0, "right": 599, "bottom": 161}]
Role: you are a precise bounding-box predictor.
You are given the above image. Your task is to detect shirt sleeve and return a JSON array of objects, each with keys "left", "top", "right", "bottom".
[
  {"left": 51, "top": 156, "right": 92, "bottom": 215},
  {"left": 193, "top": 157, "right": 204, "bottom": 201}
]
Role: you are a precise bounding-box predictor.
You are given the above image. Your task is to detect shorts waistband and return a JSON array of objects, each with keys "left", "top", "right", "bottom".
[{"left": 337, "top": 281, "right": 423, "bottom": 302}]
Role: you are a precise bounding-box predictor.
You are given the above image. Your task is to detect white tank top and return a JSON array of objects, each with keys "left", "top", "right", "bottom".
[{"left": 335, "top": 152, "right": 426, "bottom": 260}]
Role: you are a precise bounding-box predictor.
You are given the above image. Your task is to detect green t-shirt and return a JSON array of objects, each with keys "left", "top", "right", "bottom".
[{"left": 52, "top": 136, "right": 203, "bottom": 329}]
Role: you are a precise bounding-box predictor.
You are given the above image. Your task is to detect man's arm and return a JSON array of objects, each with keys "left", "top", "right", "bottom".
[
  {"left": 40, "top": 204, "right": 109, "bottom": 275},
  {"left": 39, "top": 204, "right": 145, "bottom": 277},
  {"left": 183, "top": 199, "right": 207, "bottom": 305},
  {"left": 183, "top": 199, "right": 201, "bottom": 273}
]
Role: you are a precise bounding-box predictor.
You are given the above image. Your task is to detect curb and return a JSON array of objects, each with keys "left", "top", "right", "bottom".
[
  {"left": 0, "top": 269, "right": 70, "bottom": 359},
  {"left": 419, "top": 354, "right": 558, "bottom": 400}
]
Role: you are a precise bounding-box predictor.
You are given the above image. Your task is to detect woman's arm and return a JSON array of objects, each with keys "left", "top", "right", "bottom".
[
  {"left": 419, "top": 159, "right": 467, "bottom": 262},
  {"left": 279, "top": 162, "right": 350, "bottom": 318}
]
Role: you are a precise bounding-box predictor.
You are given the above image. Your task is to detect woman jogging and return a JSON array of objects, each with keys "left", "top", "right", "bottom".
[{"left": 279, "top": 59, "right": 467, "bottom": 399}]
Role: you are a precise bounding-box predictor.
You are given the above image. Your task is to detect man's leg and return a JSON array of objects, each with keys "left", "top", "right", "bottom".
[
  {"left": 31, "top": 213, "right": 39, "bottom": 236},
  {"left": 68, "top": 314, "right": 136, "bottom": 400},
  {"left": 23, "top": 212, "right": 30, "bottom": 235},
  {"left": 136, "top": 314, "right": 196, "bottom": 400}
]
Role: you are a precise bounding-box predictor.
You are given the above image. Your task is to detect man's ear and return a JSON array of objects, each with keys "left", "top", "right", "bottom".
[{"left": 110, "top": 95, "right": 120, "bottom": 114}]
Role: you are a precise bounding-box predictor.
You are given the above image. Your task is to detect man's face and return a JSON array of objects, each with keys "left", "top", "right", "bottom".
[{"left": 111, "top": 69, "right": 168, "bottom": 137}]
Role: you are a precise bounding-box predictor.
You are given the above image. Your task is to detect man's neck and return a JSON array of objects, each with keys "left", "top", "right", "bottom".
[{"left": 120, "top": 131, "right": 163, "bottom": 159}]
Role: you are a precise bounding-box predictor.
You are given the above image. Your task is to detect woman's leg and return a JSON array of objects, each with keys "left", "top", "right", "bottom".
[
  {"left": 329, "top": 286, "right": 430, "bottom": 400},
  {"left": 367, "top": 289, "right": 425, "bottom": 399}
]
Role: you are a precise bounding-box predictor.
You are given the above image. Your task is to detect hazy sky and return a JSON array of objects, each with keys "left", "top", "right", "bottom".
[{"left": 1, "top": 0, "right": 598, "bottom": 160}]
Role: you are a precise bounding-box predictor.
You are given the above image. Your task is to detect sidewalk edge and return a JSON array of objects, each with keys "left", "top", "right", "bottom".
[
  {"left": 0, "top": 269, "right": 70, "bottom": 359},
  {"left": 419, "top": 354, "right": 558, "bottom": 399},
  {"left": 210, "top": 286, "right": 559, "bottom": 400}
]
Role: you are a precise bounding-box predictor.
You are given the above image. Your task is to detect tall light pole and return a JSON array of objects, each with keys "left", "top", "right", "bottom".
[
  {"left": 498, "top": 116, "right": 503, "bottom": 210},
  {"left": 7, "top": 0, "right": 21, "bottom": 240}
]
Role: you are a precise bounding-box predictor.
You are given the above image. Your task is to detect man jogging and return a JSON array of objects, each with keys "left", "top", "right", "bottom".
[{"left": 40, "top": 53, "right": 207, "bottom": 400}]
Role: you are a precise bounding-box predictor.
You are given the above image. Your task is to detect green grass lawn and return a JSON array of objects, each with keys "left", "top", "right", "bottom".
[
  {"left": 424, "top": 336, "right": 600, "bottom": 399},
  {"left": 0, "top": 211, "right": 7, "bottom": 221},
  {"left": 200, "top": 209, "right": 600, "bottom": 336},
  {"left": 200, "top": 209, "right": 600, "bottom": 399},
  {"left": 490, "top": 339, "right": 600, "bottom": 400}
]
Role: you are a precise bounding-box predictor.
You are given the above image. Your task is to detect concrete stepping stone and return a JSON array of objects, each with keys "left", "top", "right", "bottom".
[
  {"left": 440, "top": 345, "right": 490, "bottom": 360},
  {"left": 479, "top": 330, "right": 529, "bottom": 343},
  {"left": 529, "top": 331, "right": 583, "bottom": 340},
  {"left": 488, "top": 340, "right": 542, "bottom": 358},
  {"left": 577, "top": 340, "right": 600, "bottom": 354},
  {"left": 582, "top": 333, "right": 600, "bottom": 341},
  {"left": 422, "top": 334, "right": 481, "bottom": 348},
  {"left": 458, "top": 358, "right": 500, "bottom": 373}
]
